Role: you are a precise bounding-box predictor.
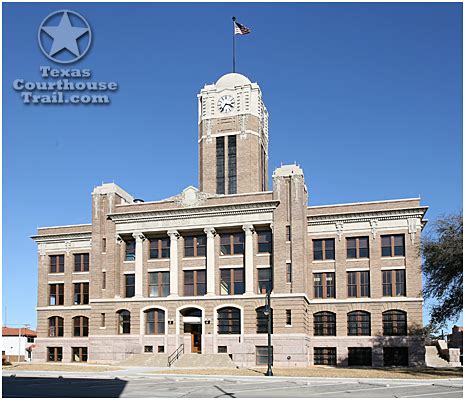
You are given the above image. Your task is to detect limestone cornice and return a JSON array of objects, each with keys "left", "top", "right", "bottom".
[
  {"left": 31, "top": 231, "right": 92, "bottom": 243},
  {"left": 307, "top": 207, "right": 428, "bottom": 226},
  {"left": 107, "top": 200, "right": 280, "bottom": 225}
]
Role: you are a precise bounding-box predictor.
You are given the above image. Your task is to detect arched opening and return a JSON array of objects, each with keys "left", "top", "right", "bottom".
[{"left": 179, "top": 307, "right": 203, "bottom": 353}]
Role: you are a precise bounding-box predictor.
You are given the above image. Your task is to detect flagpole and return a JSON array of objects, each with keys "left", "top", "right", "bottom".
[{"left": 232, "top": 16, "right": 236, "bottom": 73}]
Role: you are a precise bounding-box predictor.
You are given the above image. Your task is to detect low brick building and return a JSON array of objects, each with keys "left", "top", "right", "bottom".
[{"left": 32, "top": 73, "right": 427, "bottom": 367}]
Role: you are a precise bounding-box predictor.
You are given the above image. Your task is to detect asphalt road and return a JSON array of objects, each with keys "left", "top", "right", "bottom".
[{"left": 2, "top": 372, "right": 463, "bottom": 398}]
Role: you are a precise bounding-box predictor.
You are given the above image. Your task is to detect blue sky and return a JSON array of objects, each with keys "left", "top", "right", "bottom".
[{"left": 3, "top": 2, "right": 462, "bottom": 330}]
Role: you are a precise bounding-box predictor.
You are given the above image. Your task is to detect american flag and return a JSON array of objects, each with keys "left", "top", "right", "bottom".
[{"left": 234, "top": 21, "right": 251, "bottom": 35}]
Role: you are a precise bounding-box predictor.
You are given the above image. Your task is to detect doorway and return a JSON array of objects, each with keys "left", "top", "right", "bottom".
[{"left": 179, "top": 307, "right": 202, "bottom": 354}]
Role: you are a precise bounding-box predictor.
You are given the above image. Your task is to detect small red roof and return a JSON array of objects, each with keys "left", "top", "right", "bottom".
[{"left": 2, "top": 327, "right": 37, "bottom": 337}]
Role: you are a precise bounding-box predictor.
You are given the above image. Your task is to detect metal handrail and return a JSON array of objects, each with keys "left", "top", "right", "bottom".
[{"left": 167, "top": 343, "right": 184, "bottom": 367}]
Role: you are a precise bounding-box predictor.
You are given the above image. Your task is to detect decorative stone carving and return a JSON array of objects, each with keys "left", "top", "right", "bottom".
[
  {"left": 408, "top": 218, "right": 418, "bottom": 243},
  {"left": 38, "top": 243, "right": 46, "bottom": 256},
  {"left": 203, "top": 227, "right": 217, "bottom": 238},
  {"left": 166, "top": 186, "right": 210, "bottom": 208},
  {"left": 242, "top": 224, "right": 255, "bottom": 235},
  {"left": 205, "top": 119, "right": 212, "bottom": 144},
  {"left": 115, "top": 234, "right": 123, "bottom": 245},
  {"left": 132, "top": 232, "right": 146, "bottom": 242},
  {"left": 167, "top": 230, "right": 180, "bottom": 240},
  {"left": 239, "top": 114, "right": 248, "bottom": 139},
  {"left": 64, "top": 240, "right": 71, "bottom": 254},
  {"left": 108, "top": 192, "right": 115, "bottom": 214},
  {"left": 370, "top": 219, "right": 379, "bottom": 239},
  {"left": 93, "top": 194, "right": 99, "bottom": 220},
  {"left": 335, "top": 221, "right": 344, "bottom": 241}
]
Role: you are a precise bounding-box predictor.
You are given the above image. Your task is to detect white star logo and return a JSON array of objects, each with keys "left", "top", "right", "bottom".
[{"left": 38, "top": 10, "right": 92, "bottom": 64}]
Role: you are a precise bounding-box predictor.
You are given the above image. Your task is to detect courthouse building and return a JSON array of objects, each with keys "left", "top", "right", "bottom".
[{"left": 32, "top": 73, "right": 428, "bottom": 367}]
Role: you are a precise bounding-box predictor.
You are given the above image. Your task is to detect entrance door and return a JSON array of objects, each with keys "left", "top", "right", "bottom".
[{"left": 191, "top": 325, "right": 201, "bottom": 353}]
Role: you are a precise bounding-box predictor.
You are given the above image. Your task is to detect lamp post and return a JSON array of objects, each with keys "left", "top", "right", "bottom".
[{"left": 263, "top": 288, "right": 273, "bottom": 376}]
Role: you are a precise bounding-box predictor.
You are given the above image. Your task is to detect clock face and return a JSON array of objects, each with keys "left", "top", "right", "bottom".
[{"left": 218, "top": 95, "right": 235, "bottom": 113}]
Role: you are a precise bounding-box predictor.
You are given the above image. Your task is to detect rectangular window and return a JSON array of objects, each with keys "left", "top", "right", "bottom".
[
  {"left": 184, "top": 235, "right": 206, "bottom": 257},
  {"left": 216, "top": 136, "right": 225, "bottom": 194},
  {"left": 158, "top": 346, "right": 165, "bottom": 353},
  {"left": 183, "top": 270, "right": 206, "bottom": 296},
  {"left": 50, "top": 255, "right": 64, "bottom": 273},
  {"left": 347, "top": 271, "right": 370, "bottom": 298},
  {"left": 313, "top": 272, "right": 335, "bottom": 298},
  {"left": 149, "top": 271, "right": 170, "bottom": 297},
  {"left": 256, "top": 346, "right": 273, "bottom": 366},
  {"left": 228, "top": 135, "right": 237, "bottom": 194},
  {"left": 125, "top": 274, "right": 135, "bottom": 298},
  {"left": 71, "top": 347, "right": 88, "bottom": 362},
  {"left": 258, "top": 268, "right": 272, "bottom": 294},
  {"left": 74, "top": 253, "right": 89, "bottom": 272},
  {"left": 101, "top": 313, "right": 106, "bottom": 328},
  {"left": 286, "top": 263, "right": 292, "bottom": 284},
  {"left": 125, "top": 239, "right": 136, "bottom": 261},
  {"left": 220, "top": 233, "right": 244, "bottom": 255},
  {"left": 220, "top": 268, "right": 244, "bottom": 295},
  {"left": 314, "top": 348, "right": 337, "bottom": 366},
  {"left": 286, "top": 226, "right": 291, "bottom": 242},
  {"left": 286, "top": 310, "right": 292, "bottom": 326},
  {"left": 149, "top": 238, "right": 170, "bottom": 259},
  {"left": 144, "top": 346, "right": 153, "bottom": 353},
  {"left": 73, "top": 282, "right": 89, "bottom": 305},
  {"left": 381, "top": 234, "right": 405, "bottom": 257},
  {"left": 346, "top": 237, "right": 369, "bottom": 259},
  {"left": 257, "top": 231, "right": 272, "bottom": 253},
  {"left": 313, "top": 239, "right": 335, "bottom": 261},
  {"left": 47, "top": 347, "right": 62, "bottom": 362},
  {"left": 218, "top": 346, "right": 227, "bottom": 353},
  {"left": 382, "top": 270, "right": 406, "bottom": 297},
  {"left": 49, "top": 284, "right": 64, "bottom": 306},
  {"left": 383, "top": 347, "right": 408, "bottom": 367},
  {"left": 348, "top": 347, "right": 372, "bottom": 367},
  {"left": 102, "top": 271, "right": 106, "bottom": 289},
  {"left": 102, "top": 238, "right": 107, "bottom": 253}
]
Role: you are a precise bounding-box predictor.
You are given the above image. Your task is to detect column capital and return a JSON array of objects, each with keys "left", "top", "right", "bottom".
[
  {"left": 132, "top": 232, "right": 146, "bottom": 242},
  {"left": 242, "top": 224, "right": 255, "bottom": 235},
  {"left": 204, "top": 227, "right": 217, "bottom": 238},
  {"left": 167, "top": 230, "right": 181, "bottom": 240},
  {"left": 115, "top": 234, "right": 123, "bottom": 244}
]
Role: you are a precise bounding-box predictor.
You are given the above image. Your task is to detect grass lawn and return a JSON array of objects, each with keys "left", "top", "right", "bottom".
[
  {"left": 2, "top": 363, "right": 122, "bottom": 372},
  {"left": 151, "top": 366, "right": 463, "bottom": 379}
]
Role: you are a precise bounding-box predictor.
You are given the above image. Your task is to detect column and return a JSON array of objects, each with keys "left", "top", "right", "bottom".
[
  {"left": 132, "top": 232, "right": 145, "bottom": 298},
  {"left": 204, "top": 227, "right": 217, "bottom": 296},
  {"left": 242, "top": 224, "right": 255, "bottom": 294},
  {"left": 167, "top": 230, "right": 180, "bottom": 297}
]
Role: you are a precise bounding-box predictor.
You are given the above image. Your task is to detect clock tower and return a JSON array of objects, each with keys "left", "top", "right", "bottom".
[{"left": 198, "top": 73, "right": 269, "bottom": 195}]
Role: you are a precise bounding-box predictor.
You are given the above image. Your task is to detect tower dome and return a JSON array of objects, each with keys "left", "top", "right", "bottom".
[{"left": 215, "top": 73, "right": 252, "bottom": 88}]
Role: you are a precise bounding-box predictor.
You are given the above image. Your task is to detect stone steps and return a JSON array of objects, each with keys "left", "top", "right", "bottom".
[
  {"left": 116, "top": 353, "right": 169, "bottom": 367},
  {"left": 173, "top": 353, "right": 236, "bottom": 369},
  {"left": 425, "top": 345, "right": 450, "bottom": 368}
]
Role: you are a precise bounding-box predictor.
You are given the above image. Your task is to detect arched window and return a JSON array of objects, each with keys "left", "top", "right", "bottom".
[
  {"left": 347, "top": 311, "right": 371, "bottom": 336},
  {"left": 256, "top": 306, "right": 273, "bottom": 334},
  {"left": 73, "top": 316, "right": 89, "bottom": 337},
  {"left": 383, "top": 310, "right": 407, "bottom": 336},
  {"left": 118, "top": 310, "right": 131, "bottom": 334},
  {"left": 217, "top": 307, "right": 241, "bottom": 334},
  {"left": 313, "top": 312, "right": 336, "bottom": 336},
  {"left": 145, "top": 309, "right": 165, "bottom": 335},
  {"left": 48, "top": 316, "right": 64, "bottom": 337}
]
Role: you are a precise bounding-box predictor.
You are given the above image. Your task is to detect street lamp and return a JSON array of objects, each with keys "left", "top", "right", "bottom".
[{"left": 263, "top": 288, "right": 273, "bottom": 376}]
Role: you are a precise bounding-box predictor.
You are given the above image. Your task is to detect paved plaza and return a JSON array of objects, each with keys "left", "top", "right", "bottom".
[{"left": 2, "top": 369, "right": 463, "bottom": 398}]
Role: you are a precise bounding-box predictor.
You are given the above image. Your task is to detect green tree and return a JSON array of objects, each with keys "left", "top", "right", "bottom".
[{"left": 421, "top": 213, "right": 463, "bottom": 327}]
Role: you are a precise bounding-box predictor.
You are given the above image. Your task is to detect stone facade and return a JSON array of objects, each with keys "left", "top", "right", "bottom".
[{"left": 32, "top": 73, "right": 427, "bottom": 368}]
